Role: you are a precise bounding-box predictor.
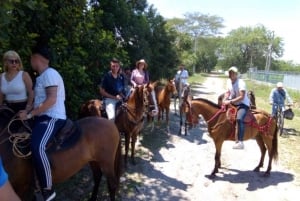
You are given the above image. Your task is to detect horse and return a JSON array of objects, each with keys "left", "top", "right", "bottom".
[
  {"left": 178, "top": 84, "right": 193, "bottom": 135},
  {"left": 79, "top": 83, "right": 158, "bottom": 165},
  {"left": 0, "top": 105, "right": 122, "bottom": 201},
  {"left": 148, "top": 79, "right": 177, "bottom": 126},
  {"left": 115, "top": 83, "right": 158, "bottom": 165},
  {"left": 184, "top": 98, "right": 278, "bottom": 177},
  {"left": 217, "top": 90, "right": 257, "bottom": 109},
  {"left": 78, "top": 99, "right": 103, "bottom": 118}
]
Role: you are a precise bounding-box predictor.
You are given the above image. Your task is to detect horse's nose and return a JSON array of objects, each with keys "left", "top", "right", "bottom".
[{"left": 151, "top": 109, "right": 158, "bottom": 116}]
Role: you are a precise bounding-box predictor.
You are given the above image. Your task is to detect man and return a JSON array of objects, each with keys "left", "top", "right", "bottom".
[
  {"left": 223, "top": 66, "right": 250, "bottom": 149},
  {"left": 19, "top": 46, "right": 66, "bottom": 201},
  {"left": 175, "top": 64, "right": 189, "bottom": 87},
  {"left": 269, "top": 82, "right": 293, "bottom": 117},
  {"left": 99, "top": 58, "right": 126, "bottom": 120},
  {"left": 0, "top": 158, "right": 21, "bottom": 201},
  {"left": 175, "top": 64, "right": 189, "bottom": 98}
]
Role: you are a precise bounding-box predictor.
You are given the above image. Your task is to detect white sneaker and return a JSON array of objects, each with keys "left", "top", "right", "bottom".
[{"left": 233, "top": 141, "right": 244, "bottom": 149}]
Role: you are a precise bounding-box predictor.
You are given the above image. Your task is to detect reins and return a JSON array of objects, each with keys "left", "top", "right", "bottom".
[{"left": 206, "top": 105, "right": 226, "bottom": 123}]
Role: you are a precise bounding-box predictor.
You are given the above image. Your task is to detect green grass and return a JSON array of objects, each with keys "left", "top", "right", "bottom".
[
  {"left": 246, "top": 79, "right": 300, "bottom": 180},
  {"left": 188, "top": 73, "right": 206, "bottom": 84}
]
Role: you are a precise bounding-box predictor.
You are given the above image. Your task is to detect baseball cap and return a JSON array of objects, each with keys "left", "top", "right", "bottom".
[{"left": 228, "top": 66, "right": 238, "bottom": 73}]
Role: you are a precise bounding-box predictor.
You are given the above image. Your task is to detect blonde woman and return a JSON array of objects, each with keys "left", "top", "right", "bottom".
[{"left": 0, "top": 50, "right": 34, "bottom": 112}]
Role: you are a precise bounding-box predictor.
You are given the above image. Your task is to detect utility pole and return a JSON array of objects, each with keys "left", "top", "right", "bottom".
[
  {"left": 193, "top": 35, "right": 197, "bottom": 74},
  {"left": 265, "top": 31, "right": 274, "bottom": 72}
]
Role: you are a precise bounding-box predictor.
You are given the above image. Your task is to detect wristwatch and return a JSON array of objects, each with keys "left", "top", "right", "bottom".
[{"left": 26, "top": 113, "right": 33, "bottom": 119}]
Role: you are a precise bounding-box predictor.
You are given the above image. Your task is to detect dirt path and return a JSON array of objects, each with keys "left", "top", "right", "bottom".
[{"left": 120, "top": 75, "right": 299, "bottom": 201}]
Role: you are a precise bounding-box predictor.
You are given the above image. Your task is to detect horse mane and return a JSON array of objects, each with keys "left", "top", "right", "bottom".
[{"left": 192, "top": 98, "right": 221, "bottom": 109}]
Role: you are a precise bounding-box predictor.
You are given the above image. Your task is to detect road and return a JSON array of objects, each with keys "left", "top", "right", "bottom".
[{"left": 120, "top": 75, "right": 299, "bottom": 201}]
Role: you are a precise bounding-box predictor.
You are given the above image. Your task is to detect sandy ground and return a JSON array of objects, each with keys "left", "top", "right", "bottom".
[
  {"left": 55, "top": 76, "right": 299, "bottom": 201},
  {"left": 120, "top": 76, "right": 299, "bottom": 201}
]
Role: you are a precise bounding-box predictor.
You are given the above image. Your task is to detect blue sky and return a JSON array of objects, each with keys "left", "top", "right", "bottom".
[{"left": 147, "top": 0, "right": 300, "bottom": 63}]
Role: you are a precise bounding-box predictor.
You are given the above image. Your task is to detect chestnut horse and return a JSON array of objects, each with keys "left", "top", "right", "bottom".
[
  {"left": 150, "top": 79, "right": 177, "bottom": 125},
  {"left": 0, "top": 106, "right": 121, "bottom": 201},
  {"left": 185, "top": 98, "right": 278, "bottom": 177},
  {"left": 116, "top": 83, "right": 158, "bottom": 165},
  {"left": 79, "top": 83, "right": 158, "bottom": 165}
]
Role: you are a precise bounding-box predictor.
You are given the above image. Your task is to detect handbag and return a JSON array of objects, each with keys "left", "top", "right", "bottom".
[{"left": 284, "top": 108, "right": 294, "bottom": 120}]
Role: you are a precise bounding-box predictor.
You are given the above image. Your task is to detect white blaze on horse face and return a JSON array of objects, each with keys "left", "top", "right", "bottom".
[{"left": 151, "top": 90, "right": 158, "bottom": 116}]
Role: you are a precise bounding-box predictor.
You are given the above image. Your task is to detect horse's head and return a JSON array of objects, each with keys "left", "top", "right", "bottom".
[
  {"left": 142, "top": 82, "right": 158, "bottom": 117},
  {"left": 79, "top": 99, "right": 102, "bottom": 118},
  {"left": 166, "top": 79, "right": 177, "bottom": 94},
  {"left": 182, "top": 96, "right": 199, "bottom": 128}
]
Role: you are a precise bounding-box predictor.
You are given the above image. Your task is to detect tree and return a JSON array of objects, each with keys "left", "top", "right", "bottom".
[
  {"left": 166, "top": 12, "right": 224, "bottom": 73},
  {"left": 218, "top": 25, "right": 284, "bottom": 72}
]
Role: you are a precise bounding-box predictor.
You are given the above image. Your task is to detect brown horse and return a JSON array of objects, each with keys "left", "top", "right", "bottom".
[
  {"left": 79, "top": 99, "right": 103, "bottom": 118},
  {"left": 115, "top": 83, "right": 158, "bottom": 165},
  {"left": 185, "top": 98, "right": 278, "bottom": 177},
  {"left": 0, "top": 106, "right": 121, "bottom": 201},
  {"left": 79, "top": 83, "right": 158, "bottom": 165},
  {"left": 153, "top": 79, "right": 177, "bottom": 125}
]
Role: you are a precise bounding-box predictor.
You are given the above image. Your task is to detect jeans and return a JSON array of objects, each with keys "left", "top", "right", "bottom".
[
  {"left": 271, "top": 104, "right": 284, "bottom": 117},
  {"left": 236, "top": 104, "right": 249, "bottom": 141},
  {"left": 104, "top": 98, "right": 120, "bottom": 120}
]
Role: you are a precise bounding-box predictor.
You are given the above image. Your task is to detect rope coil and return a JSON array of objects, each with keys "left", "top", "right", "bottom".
[{"left": 6, "top": 118, "right": 32, "bottom": 158}]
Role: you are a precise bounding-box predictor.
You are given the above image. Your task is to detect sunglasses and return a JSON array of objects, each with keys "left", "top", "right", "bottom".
[{"left": 7, "top": 59, "right": 20, "bottom": 65}]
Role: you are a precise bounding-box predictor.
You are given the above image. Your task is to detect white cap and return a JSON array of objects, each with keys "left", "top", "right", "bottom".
[
  {"left": 228, "top": 66, "right": 238, "bottom": 73},
  {"left": 276, "top": 82, "right": 283, "bottom": 87}
]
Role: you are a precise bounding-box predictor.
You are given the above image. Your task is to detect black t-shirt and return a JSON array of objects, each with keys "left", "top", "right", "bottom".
[{"left": 101, "top": 71, "right": 125, "bottom": 96}]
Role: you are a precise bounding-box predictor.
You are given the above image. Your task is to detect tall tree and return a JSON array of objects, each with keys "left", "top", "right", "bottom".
[{"left": 219, "top": 25, "right": 284, "bottom": 72}]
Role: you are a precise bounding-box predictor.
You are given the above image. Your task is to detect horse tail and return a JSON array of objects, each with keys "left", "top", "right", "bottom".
[
  {"left": 272, "top": 122, "right": 278, "bottom": 161},
  {"left": 114, "top": 139, "right": 122, "bottom": 187}
]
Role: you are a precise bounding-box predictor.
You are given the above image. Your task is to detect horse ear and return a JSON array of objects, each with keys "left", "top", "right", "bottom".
[{"left": 151, "top": 81, "right": 158, "bottom": 87}]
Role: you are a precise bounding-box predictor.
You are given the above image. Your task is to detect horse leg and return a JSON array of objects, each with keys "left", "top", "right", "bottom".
[
  {"left": 211, "top": 139, "right": 223, "bottom": 177},
  {"left": 124, "top": 132, "right": 130, "bottom": 166},
  {"left": 253, "top": 134, "right": 266, "bottom": 172},
  {"left": 166, "top": 107, "right": 169, "bottom": 126},
  {"left": 101, "top": 164, "right": 118, "bottom": 201},
  {"left": 89, "top": 161, "right": 103, "bottom": 201},
  {"left": 131, "top": 133, "right": 138, "bottom": 165}
]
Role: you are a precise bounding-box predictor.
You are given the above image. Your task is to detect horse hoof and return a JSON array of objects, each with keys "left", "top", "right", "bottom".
[{"left": 253, "top": 167, "right": 260, "bottom": 172}]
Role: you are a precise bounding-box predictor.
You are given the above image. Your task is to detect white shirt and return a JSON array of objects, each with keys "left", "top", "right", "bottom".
[
  {"left": 0, "top": 71, "right": 27, "bottom": 101},
  {"left": 226, "top": 78, "right": 250, "bottom": 106},
  {"left": 34, "top": 67, "right": 66, "bottom": 119},
  {"left": 175, "top": 69, "right": 189, "bottom": 85}
]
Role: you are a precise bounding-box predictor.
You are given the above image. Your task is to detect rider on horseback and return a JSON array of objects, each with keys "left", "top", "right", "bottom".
[
  {"left": 19, "top": 46, "right": 66, "bottom": 201},
  {"left": 99, "top": 58, "right": 126, "bottom": 120},
  {"left": 223, "top": 66, "right": 250, "bottom": 149}
]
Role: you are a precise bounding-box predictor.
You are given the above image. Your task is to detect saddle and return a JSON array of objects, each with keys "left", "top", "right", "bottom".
[
  {"left": 226, "top": 106, "right": 256, "bottom": 124},
  {"left": 46, "top": 119, "right": 82, "bottom": 153}
]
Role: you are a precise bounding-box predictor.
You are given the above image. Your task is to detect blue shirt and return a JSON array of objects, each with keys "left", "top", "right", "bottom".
[
  {"left": 0, "top": 158, "right": 8, "bottom": 187},
  {"left": 101, "top": 71, "right": 125, "bottom": 96}
]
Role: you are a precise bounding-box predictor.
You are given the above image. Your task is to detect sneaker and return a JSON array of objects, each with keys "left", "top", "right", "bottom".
[
  {"left": 42, "top": 189, "right": 56, "bottom": 201},
  {"left": 233, "top": 141, "right": 244, "bottom": 149}
]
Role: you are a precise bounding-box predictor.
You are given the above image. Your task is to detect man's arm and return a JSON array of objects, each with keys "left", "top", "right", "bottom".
[
  {"left": 285, "top": 89, "right": 293, "bottom": 104},
  {"left": 269, "top": 89, "right": 274, "bottom": 104}
]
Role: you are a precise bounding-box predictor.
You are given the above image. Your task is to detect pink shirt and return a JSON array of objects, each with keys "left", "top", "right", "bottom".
[{"left": 130, "top": 69, "right": 149, "bottom": 86}]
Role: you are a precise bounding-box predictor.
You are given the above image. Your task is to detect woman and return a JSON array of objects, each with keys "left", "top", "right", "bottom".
[
  {"left": 130, "top": 59, "right": 149, "bottom": 87},
  {"left": 0, "top": 50, "right": 34, "bottom": 113}
]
